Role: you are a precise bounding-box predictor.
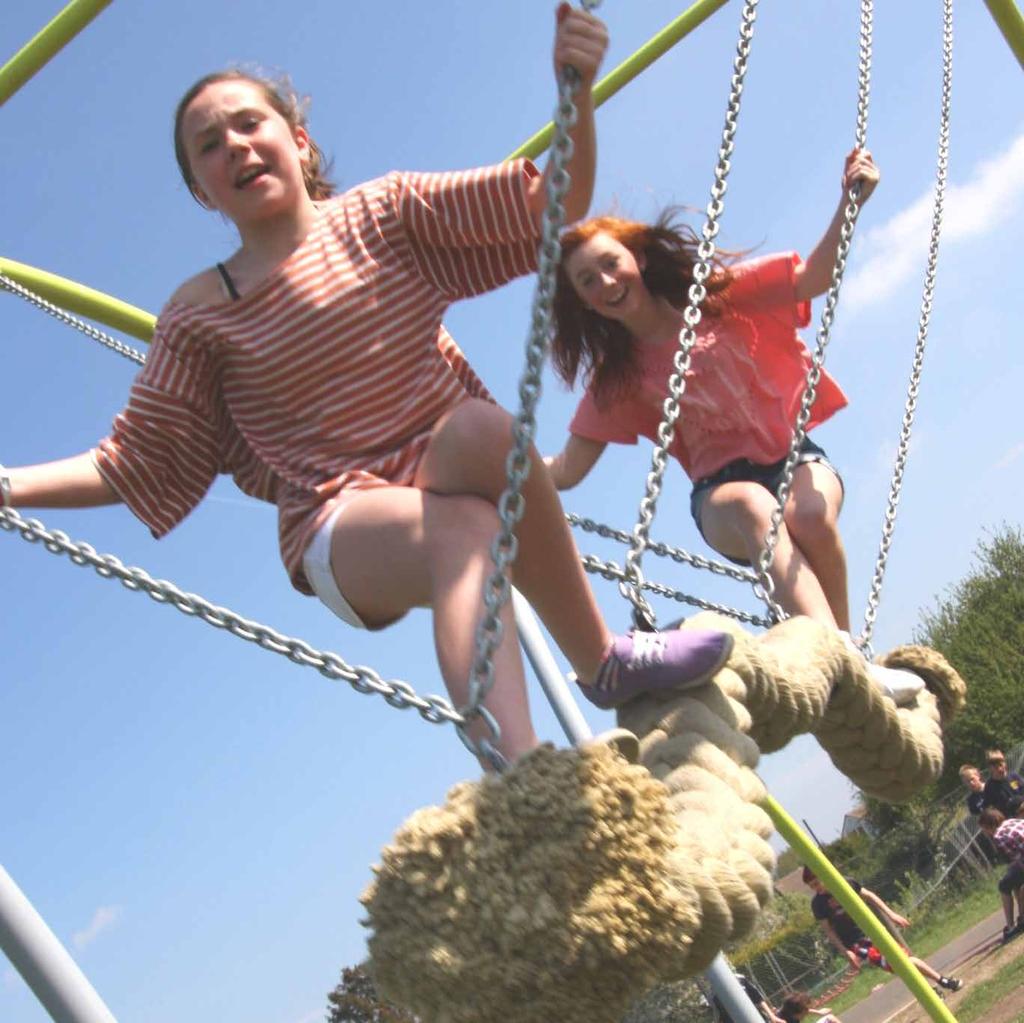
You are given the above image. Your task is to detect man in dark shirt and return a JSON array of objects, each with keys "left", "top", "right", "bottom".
[
  {"left": 802, "top": 868, "right": 964, "bottom": 991},
  {"left": 983, "top": 750, "right": 1024, "bottom": 816}
]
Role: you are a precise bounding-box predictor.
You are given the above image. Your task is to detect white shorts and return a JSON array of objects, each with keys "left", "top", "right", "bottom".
[{"left": 302, "top": 504, "right": 367, "bottom": 629}]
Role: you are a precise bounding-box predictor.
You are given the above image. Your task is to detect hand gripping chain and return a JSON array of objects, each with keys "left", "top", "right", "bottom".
[
  {"left": 461, "top": 0, "right": 603, "bottom": 770},
  {"left": 753, "top": 0, "right": 873, "bottom": 627},
  {"left": 859, "top": 0, "right": 952, "bottom": 651},
  {"left": 619, "top": 0, "right": 759, "bottom": 632}
]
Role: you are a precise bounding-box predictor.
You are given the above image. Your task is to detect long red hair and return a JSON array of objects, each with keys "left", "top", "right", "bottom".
[{"left": 552, "top": 211, "right": 736, "bottom": 404}]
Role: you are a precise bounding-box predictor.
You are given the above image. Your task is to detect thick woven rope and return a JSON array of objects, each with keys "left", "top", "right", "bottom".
[{"left": 362, "top": 614, "right": 965, "bottom": 1023}]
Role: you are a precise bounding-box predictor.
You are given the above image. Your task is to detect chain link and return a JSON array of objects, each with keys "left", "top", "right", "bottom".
[
  {"left": 752, "top": 0, "right": 873, "bottom": 624},
  {"left": 580, "top": 552, "right": 770, "bottom": 628},
  {"left": 0, "top": 271, "right": 148, "bottom": 367},
  {"left": 462, "top": 9, "right": 604, "bottom": 768},
  {"left": 859, "top": 0, "right": 952, "bottom": 650},
  {"left": 0, "top": 505, "right": 466, "bottom": 726},
  {"left": 619, "top": 0, "right": 759, "bottom": 631},
  {"left": 567, "top": 512, "right": 758, "bottom": 584}
]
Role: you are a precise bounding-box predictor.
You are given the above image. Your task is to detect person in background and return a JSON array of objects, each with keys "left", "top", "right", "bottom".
[
  {"left": 802, "top": 868, "right": 964, "bottom": 992},
  {"left": 977, "top": 807, "right": 1024, "bottom": 942},
  {"left": 982, "top": 750, "right": 1024, "bottom": 816},
  {"left": 959, "top": 764, "right": 987, "bottom": 815}
]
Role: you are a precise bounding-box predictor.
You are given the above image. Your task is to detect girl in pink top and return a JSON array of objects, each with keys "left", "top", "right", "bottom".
[
  {"left": 0, "top": 7, "right": 733, "bottom": 768},
  {"left": 546, "top": 151, "right": 925, "bottom": 706}
]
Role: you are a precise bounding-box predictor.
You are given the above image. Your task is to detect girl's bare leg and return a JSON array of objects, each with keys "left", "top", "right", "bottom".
[
  {"left": 325, "top": 484, "right": 538, "bottom": 765},
  {"left": 413, "top": 399, "right": 612, "bottom": 681},
  {"left": 783, "top": 462, "right": 850, "bottom": 631},
  {"left": 700, "top": 480, "right": 838, "bottom": 626}
]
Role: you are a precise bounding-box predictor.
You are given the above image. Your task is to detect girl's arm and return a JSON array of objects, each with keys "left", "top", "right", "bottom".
[
  {"left": 2, "top": 453, "right": 120, "bottom": 509},
  {"left": 527, "top": 4, "right": 607, "bottom": 226},
  {"left": 543, "top": 434, "right": 606, "bottom": 490},
  {"left": 794, "top": 148, "right": 880, "bottom": 302}
]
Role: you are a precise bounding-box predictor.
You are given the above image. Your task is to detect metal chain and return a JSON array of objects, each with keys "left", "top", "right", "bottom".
[
  {"left": 567, "top": 512, "right": 758, "bottom": 584},
  {"left": 752, "top": 0, "right": 873, "bottom": 624},
  {"left": 580, "top": 552, "right": 771, "bottom": 628},
  {"left": 0, "top": 271, "right": 148, "bottom": 367},
  {"left": 859, "top": 0, "right": 952, "bottom": 650},
  {"left": 620, "top": 0, "right": 759, "bottom": 632},
  {"left": 463, "top": 0, "right": 603, "bottom": 769},
  {"left": 0, "top": 505, "right": 465, "bottom": 726}
]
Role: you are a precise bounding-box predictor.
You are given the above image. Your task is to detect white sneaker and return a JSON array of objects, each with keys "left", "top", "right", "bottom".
[
  {"left": 867, "top": 662, "right": 925, "bottom": 707},
  {"left": 839, "top": 631, "right": 925, "bottom": 707}
]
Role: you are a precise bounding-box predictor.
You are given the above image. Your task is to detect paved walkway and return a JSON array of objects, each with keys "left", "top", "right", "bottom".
[{"left": 841, "top": 909, "right": 1005, "bottom": 1023}]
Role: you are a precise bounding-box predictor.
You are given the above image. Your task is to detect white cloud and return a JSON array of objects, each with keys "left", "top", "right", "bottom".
[
  {"left": 72, "top": 905, "right": 122, "bottom": 950},
  {"left": 994, "top": 441, "right": 1024, "bottom": 471},
  {"left": 843, "top": 131, "right": 1024, "bottom": 309}
]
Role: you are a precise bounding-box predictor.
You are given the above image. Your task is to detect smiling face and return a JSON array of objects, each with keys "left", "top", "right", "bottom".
[
  {"left": 178, "top": 78, "right": 311, "bottom": 225},
  {"left": 564, "top": 230, "right": 649, "bottom": 323}
]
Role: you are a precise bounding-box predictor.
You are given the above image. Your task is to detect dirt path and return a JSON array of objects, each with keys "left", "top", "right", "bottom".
[{"left": 876, "top": 916, "right": 1023, "bottom": 1023}]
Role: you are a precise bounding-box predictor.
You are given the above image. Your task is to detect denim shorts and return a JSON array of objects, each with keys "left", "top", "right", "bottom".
[{"left": 689, "top": 437, "right": 844, "bottom": 566}]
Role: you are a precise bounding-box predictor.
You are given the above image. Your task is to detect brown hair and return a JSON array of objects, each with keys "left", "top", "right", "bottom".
[
  {"left": 552, "top": 211, "right": 735, "bottom": 404},
  {"left": 980, "top": 807, "right": 1006, "bottom": 830},
  {"left": 987, "top": 749, "right": 1007, "bottom": 765},
  {"left": 780, "top": 992, "right": 811, "bottom": 1020},
  {"left": 173, "top": 69, "right": 335, "bottom": 206}
]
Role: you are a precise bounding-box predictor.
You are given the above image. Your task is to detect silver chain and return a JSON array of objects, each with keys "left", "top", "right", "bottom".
[
  {"left": 462, "top": 0, "right": 603, "bottom": 769},
  {"left": 0, "top": 505, "right": 465, "bottom": 726},
  {"left": 619, "top": 0, "right": 759, "bottom": 631},
  {"left": 752, "top": 0, "right": 873, "bottom": 624},
  {"left": 859, "top": 0, "right": 952, "bottom": 649},
  {"left": 567, "top": 512, "right": 758, "bottom": 584},
  {"left": 580, "top": 553, "right": 770, "bottom": 628},
  {"left": 0, "top": 271, "right": 148, "bottom": 367}
]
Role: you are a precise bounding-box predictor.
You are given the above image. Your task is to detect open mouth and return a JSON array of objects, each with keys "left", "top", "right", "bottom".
[
  {"left": 235, "top": 165, "right": 270, "bottom": 188},
  {"left": 604, "top": 287, "right": 627, "bottom": 308}
]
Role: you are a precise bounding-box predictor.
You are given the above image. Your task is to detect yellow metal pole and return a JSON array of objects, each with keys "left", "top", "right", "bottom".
[
  {"left": 0, "top": 0, "right": 115, "bottom": 107},
  {"left": 762, "top": 796, "right": 959, "bottom": 1023},
  {"left": 2, "top": 3, "right": 729, "bottom": 341},
  {"left": 984, "top": 0, "right": 1024, "bottom": 69},
  {"left": 0, "top": 259, "right": 155, "bottom": 342},
  {"left": 507, "top": 0, "right": 730, "bottom": 160}
]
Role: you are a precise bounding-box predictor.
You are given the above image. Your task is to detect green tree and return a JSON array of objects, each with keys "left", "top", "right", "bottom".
[
  {"left": 855, "top": 526, "right": 1024, "bottom": 878},
  {"left": 327, "top": 965, "right": 419, "bottom": 1023},
  {"left": 915, "top": 525, "right": 1024, "bottom": 782}
]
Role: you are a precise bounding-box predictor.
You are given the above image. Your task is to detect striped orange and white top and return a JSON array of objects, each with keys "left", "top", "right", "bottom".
[{"left": 94, "top": 160, "right": 541, "bottom": 593}]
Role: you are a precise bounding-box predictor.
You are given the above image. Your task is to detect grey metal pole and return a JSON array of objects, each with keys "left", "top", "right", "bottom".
[
  {"left": 0, "top": 863, "right": 118, "bottom": 1023},
  {"left": 512, "top": 592, "right": 767, "bottom": 1023}
]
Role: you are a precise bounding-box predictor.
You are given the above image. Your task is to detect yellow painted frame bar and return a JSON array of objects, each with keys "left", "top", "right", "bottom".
[
  {"left": 508, "top": 0, "right": 729, "bottom": 160},
  {"left": 2, "top": 3, "right": 730, "bottom": 344},
  {"left": 0, "top": 259, "right": 155, "bottom": 342},
  {"left": 984, "top": 0, "right": 1024, "bottom": 70},
  {"left": 762, "top": 795, "right": 958, "bottom": 1023},
  {"left": 0, "top": 0, "right": 114, "bottom": 107}
]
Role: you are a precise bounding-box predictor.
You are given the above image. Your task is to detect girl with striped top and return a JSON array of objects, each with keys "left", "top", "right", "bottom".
[{"left": 0, "top": 5, "right": 732, "bottom": 767}]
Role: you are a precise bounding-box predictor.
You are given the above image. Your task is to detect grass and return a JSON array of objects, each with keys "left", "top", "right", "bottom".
[
  {"left": 824, "top": 874, "right": 1000, "bottom": 1015},
  {"left": 951, "top": 952, "right": 1024, "bottom": 1023}
]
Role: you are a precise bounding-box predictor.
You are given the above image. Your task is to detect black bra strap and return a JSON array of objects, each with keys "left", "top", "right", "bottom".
[{"left": 215, "top": 261, "right": 241, "bottom": 301}]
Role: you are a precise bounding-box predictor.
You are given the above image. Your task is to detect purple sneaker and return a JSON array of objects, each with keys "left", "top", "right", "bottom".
[{"left": 581, "top": 628, "right": 734, "bottom": 710}]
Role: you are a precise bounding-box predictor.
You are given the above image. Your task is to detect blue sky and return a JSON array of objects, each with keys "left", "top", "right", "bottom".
[{"left": 2, "top": 2, "right": 1022, "bottom": 1021}]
